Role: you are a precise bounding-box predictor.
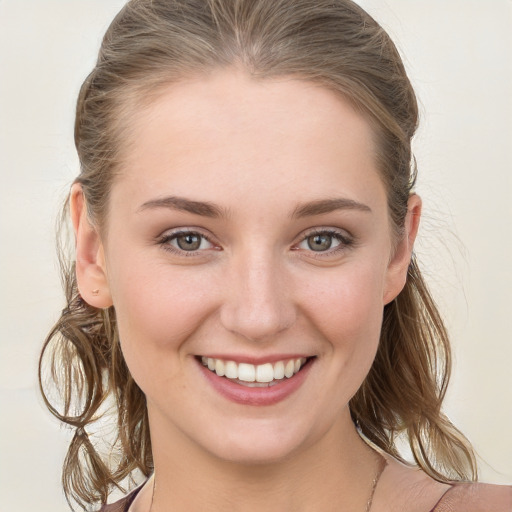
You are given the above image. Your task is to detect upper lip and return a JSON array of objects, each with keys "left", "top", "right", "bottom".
[{"left": 196, "top": 354, "right": 314, "bottom": 365}]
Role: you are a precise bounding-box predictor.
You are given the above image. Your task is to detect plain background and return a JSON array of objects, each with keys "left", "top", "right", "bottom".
[{"left": 1, "top": 1, "right": 511, "bottom": 510}]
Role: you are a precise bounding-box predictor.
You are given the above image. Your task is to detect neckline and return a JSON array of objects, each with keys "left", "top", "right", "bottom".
[
  {"left": 116, "top": 475, "right": 456, "bottom": 512},
  {"left": 103, "top": 484, "right": 143, "bottom": 512},
  {"left": 429, "top": 484, "right": 455, "bottom": 512}
]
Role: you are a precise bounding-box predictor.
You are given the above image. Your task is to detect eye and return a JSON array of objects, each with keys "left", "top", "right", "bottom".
[
  {"left": 173, "top": 232, "right": 208, "bottom": 251},
  {"left": 295, "top": 229, "right": 353, "bottom": 255},
  {"left": 304, "top": 233, "right": 339, "bottom": 252},
  {"left": 158, "top": 230, "right": 216, "bottom": 254}
]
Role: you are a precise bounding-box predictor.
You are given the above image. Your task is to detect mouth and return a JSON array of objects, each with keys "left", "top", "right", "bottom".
[
  {"left": 196, "top": 355, "right": 314, "bottom": 396},
  {"left": 199, "top": 356, "right": 311, "bottom": 387}
]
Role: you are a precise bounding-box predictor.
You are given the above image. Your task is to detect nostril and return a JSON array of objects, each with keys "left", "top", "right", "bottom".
[{"left": 219, "top": 307, "right": 296, "bottom": 342}]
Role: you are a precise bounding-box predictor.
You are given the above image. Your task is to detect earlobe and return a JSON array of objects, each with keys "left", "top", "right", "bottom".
[
  {"left": 70, "top": 183, "right": 113, "bottom": 308},
  {"left": 383, "top": 194, "right": 422, "bottom": 305}
]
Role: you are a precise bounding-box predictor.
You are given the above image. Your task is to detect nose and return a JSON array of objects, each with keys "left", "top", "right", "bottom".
[{"left": 219, "top": 251, "right": 296, "bottom": 342}]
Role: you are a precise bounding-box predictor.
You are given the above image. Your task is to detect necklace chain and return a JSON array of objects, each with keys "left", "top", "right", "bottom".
[
  {"left": 365, "top": 453, "right": 386, "bottom": 512},
  {"left": 148, "top": 453, "right": 386, "bottom": 512}
]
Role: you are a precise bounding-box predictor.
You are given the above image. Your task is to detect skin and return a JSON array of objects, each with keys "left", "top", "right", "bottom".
[{"left": 71, "top": 70, "right": 450, "bottom": 511}]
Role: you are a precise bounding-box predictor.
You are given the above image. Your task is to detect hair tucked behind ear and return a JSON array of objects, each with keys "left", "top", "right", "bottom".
[{"left": 40, "top": 0, "right": 477, "bottom": 508}]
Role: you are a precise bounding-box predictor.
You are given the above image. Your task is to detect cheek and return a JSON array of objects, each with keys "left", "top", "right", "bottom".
[
  {"left": 106, "top": 255, "right": 220, "bottom": 381},
  {"left": 298, "top": 259, "right": 386, "bottom": 394},
  {"left": 282, "top": 259, "right": 388, "bottom": 430},
  {"left": 302, "top": 260, "right": 386, "bottom": 343}
]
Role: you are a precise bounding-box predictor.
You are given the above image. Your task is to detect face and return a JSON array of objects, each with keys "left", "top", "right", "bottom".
[{"left": 74, "top": 70, "right": 419, "bottom": 465}]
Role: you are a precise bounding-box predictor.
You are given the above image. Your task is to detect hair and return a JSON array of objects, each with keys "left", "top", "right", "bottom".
[{"left": 39, "top": 0, "right": 478, "bottom": 509}]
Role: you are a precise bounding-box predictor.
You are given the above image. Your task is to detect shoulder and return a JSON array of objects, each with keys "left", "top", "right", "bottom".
[
  {"left": 432, "top": 482, "right": 512, "bottom": 512},
  {"left": 375, "top": 456, "right": 453, "bottom": 511},
  {"left": 375, "top": 455, "right": 512, "bottom": 512}
]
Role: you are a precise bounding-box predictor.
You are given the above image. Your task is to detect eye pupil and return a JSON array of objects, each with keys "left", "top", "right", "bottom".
[
  {"left": 307, "top": 234, "right": 332, "bottom": 251},
  {"left": 177, "top": 233, "right": 201, "bottom": 251}
]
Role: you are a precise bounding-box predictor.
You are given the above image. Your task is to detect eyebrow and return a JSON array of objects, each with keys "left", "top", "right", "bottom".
[
  {"left": 138, "top": 196, "right": 226, "bottom": 218},
  {"left": 292, "top": 198, "right": 372, "bottom": 218},
  {"left": 138, "top": 195, "right": 371, "bottom": 219}
]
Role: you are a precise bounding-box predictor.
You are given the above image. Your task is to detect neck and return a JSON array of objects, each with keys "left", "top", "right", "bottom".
[{"left": 144, "top": 408, "right": 382, "bottom": 512}]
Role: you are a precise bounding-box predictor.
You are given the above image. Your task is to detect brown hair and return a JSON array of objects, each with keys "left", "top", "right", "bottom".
[{"left": 39, "top": 0, "right": 477, "bottom": 509}]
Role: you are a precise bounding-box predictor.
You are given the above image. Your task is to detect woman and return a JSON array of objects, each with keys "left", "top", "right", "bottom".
[{"left": 39, "top": 0, "right": 512, "bottom": 511}]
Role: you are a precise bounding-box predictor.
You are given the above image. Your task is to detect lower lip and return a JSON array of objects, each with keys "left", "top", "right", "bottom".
[{"left": 198, "top": 359, "right": 314, "bottom": 406}]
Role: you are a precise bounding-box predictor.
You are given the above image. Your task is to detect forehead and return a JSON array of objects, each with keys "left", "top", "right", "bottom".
[{"left": 113, "top": 69, "right": 387, "bottom": 217}]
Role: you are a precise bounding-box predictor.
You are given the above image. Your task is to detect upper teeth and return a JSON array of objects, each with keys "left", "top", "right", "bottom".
[{"left": 201, "top": 357, "right": 307, "bottom": 382}]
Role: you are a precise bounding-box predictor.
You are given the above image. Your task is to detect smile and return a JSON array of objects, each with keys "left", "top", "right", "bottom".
[
  {"left": 200, "top": 356, "right": 308, "bottom": 387},
  {"left": 197, "top": 353, "right": 314, "bottom": 405}
]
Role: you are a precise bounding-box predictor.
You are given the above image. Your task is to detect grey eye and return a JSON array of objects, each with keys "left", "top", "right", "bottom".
[
  {"left": 175, "top": 233, "right": 203, "bottom": 251},
  {"left": 160, "top": 230, "right": 216, "bottom": 254},
  {"left": 306, "top": 234, "right": 333, "bottom": 251}
]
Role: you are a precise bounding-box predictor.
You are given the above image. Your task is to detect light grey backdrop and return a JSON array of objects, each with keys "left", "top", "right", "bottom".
[{"left": 1, "top": 1, "right": 511, "bottom": 511}]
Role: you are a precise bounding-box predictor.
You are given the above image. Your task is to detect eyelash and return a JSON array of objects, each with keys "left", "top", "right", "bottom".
[
  {"left": 156, "top": 228, "right": 354, "bottom": 257},
  {"left": 157, "top": 229, "right": 217, "bottom": 256},
  {"left": 293, "top": 229, "right": 354, "bottom": 258}
]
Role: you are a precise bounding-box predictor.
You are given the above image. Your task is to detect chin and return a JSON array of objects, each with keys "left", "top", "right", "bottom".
[
  {"left": 209, "top": 437, "right": 303, "bottom": 466},
  {"left": 196, "top": 417, "right": 323, "bottom": 467}
]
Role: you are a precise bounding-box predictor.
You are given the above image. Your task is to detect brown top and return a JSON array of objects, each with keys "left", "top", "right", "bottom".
[
  {"left": 99, "top": 482, "right": 512, "bottom": 512},
  {"left": 99, "top": 487, "right": 141, "bottom": 512}
]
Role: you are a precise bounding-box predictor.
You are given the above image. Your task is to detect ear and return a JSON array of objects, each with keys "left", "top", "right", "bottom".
[
  {"left": 70, "top": 183, "right": 113, "bottom": 308},
  {"left": 383, "top": 194, "right": 422, "bottom": 305}
]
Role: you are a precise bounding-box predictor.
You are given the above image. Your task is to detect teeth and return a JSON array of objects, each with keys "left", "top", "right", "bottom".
[
  {"left": 215, "top": 359, "right": 225, "bottom": 377},
  {"left": 225, "top": 360, "right": 238, "bottom": 379},
  {"left": 273, "top": 361, "right": 285, "bottom": 380},
  {"left": 238, "top": 363, "right": 256, "bottom": 382},
  {"left": 284, "top": 359, "right": 295, "bottom": 378},
  {"left": 256, "top": 363, "right": 274, "bottom": 383},
  {"left": 200, "top": 356, "right": 308, "bottom": 383}
]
